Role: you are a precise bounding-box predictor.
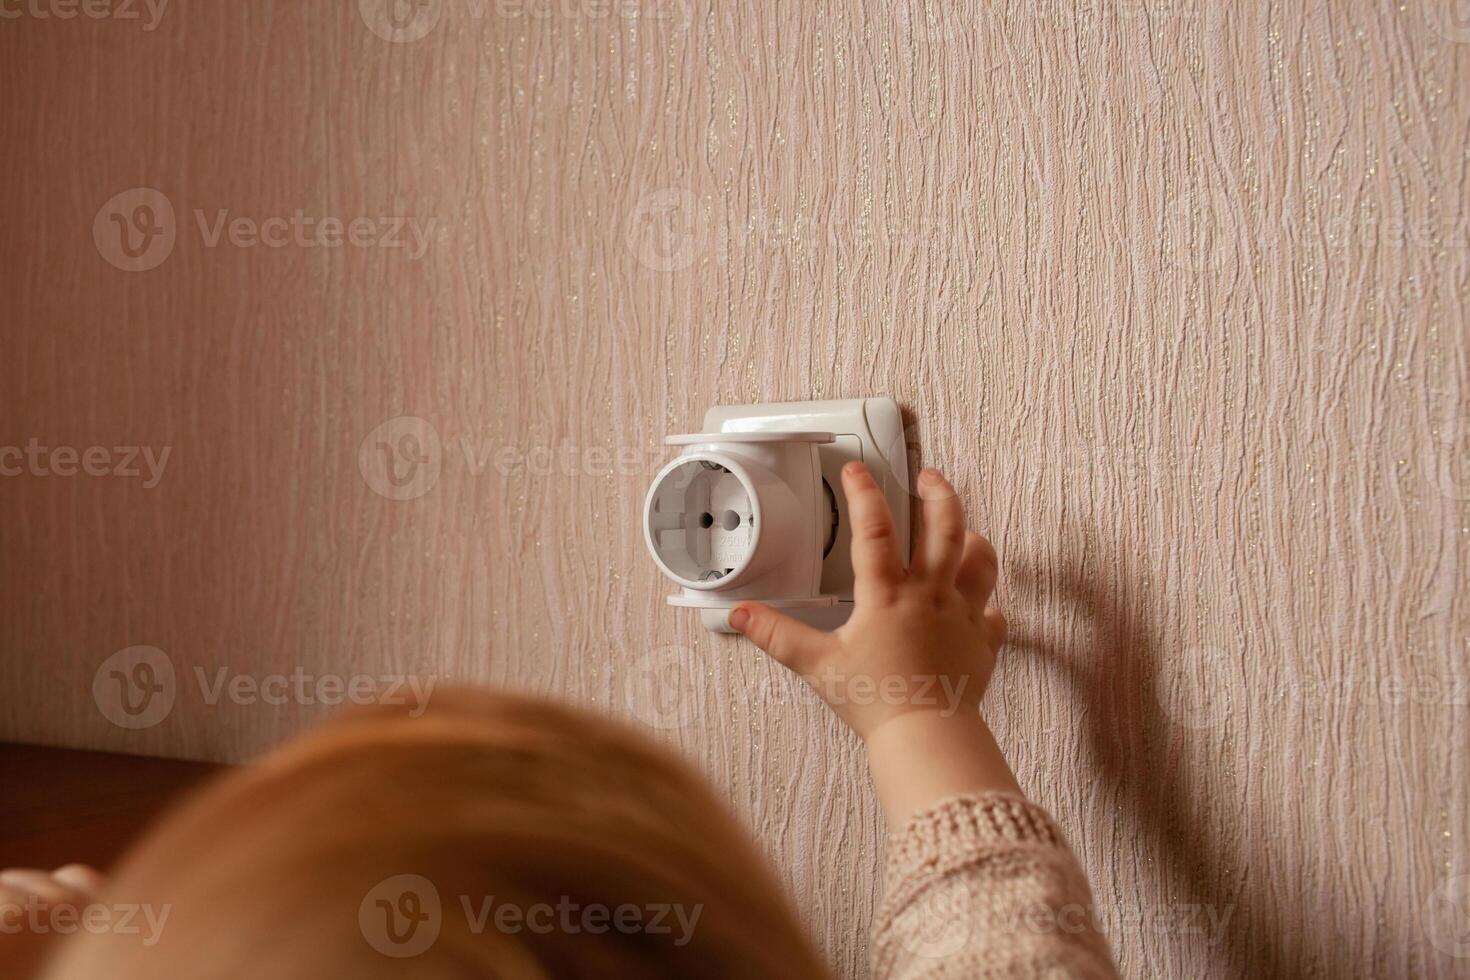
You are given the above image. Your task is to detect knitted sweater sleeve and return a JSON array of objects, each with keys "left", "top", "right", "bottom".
[{"left": 870, "top": 793, "right": 1119, "bottom": 980}]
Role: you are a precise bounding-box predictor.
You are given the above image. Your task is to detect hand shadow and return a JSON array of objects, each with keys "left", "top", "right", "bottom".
[{"left": 1000, "top": 561, "right": 1362, "bottom": 979}]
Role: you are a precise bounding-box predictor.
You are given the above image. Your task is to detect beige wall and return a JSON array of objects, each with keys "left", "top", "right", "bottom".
[{"left": 3, "top": 1, "right": 1468, "bottom": 976}]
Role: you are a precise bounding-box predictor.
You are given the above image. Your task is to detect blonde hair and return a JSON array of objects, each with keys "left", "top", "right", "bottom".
[{"left": 44, "top": 687, "right": 832, "bottom": 979}]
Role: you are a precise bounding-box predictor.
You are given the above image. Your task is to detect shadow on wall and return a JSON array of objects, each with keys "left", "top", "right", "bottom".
[{"left": 1006, "top": 562, "right": 1376, "bottom": 980}]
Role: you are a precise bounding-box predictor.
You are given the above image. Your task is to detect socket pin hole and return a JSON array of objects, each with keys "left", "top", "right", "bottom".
[
  {"left": 699, "top": 512, "right": 714, "bottom": 528},
  {"left": 719, "top": 510, "right": 741, "bottom": 531}
]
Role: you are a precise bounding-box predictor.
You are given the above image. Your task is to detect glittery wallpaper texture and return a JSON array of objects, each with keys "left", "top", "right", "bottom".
[{"left": 1, "top": 1, "right": 1467, "bottom": 977}]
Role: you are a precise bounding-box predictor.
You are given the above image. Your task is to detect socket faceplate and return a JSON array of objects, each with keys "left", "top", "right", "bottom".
[{"left": 699, "top": 398, "right": 911, "bottom": 630}]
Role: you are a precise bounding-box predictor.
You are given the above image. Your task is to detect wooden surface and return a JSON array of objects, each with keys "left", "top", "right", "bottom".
[
  {"left": 0, "top": 745, "right": 221, "bottom": 871},
  {"left": 1, "top": 2, "right": 1467, "bottom": 977}
]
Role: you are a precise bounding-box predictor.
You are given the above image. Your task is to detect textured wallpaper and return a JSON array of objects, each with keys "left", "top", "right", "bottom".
[{"left": 2, "top": 1, "right": 1467, "bottom": 977}]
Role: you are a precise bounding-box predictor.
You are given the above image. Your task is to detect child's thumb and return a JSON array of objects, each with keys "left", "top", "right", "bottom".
[{"left": 729, "top": 603, "right": 831, "bottom": 672}]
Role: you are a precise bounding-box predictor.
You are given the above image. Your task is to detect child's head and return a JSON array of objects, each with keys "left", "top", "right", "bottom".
[{"left": 42, "top": 687, "right": 830, "bottom": 979}]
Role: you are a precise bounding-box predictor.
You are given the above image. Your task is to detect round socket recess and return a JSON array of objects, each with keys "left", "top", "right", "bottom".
[{"left": 646, "top": 457, "right": 758, "bottom": 587}]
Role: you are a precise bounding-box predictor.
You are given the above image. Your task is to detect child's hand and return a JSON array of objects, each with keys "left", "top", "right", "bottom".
[
  {"left": 0, "top": 865, "right": 108, "bottom": 979},
  {"left": 731, "top": 461, "right": 1021, "bottom": 826},
  {"left": 730, "top": 463, "right": 1006, "bottom": 742}
]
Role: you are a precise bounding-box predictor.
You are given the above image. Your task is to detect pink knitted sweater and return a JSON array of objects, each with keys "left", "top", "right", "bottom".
[{"left": 871, "top": 792, "right": 1119, "bottom": 979}]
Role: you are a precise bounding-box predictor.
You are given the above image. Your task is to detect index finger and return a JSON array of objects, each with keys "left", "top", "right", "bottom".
[{"left": 842, "top": 461, "right": 905, "bottom": 604}]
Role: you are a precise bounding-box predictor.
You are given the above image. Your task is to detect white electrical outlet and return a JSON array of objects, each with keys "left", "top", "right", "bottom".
[{"left": 644, "top": 398, "right": 911, "bottom": 632}]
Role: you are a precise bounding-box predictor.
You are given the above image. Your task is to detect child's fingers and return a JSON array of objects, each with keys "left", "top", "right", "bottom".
[
  {"left": 954, "top": 531, "right": 999, "bottom": 609},
  {"left": 730, "top": 603, "right": 832, "bottom": 673},
  {"left": 51, "top": 865, "right": 106, "bottom": 898},
  {"left": 0, "top": 870, "right": 73, "bottom": 904},
  {"left": 983, "top": 605, "right": 1008, "bottom": 647},
  {"left": 912, "top": 468, "right": 967, "bottom": 583},
  {"left": 841, "top": 462, "right": 905, "bottom": 604}
]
